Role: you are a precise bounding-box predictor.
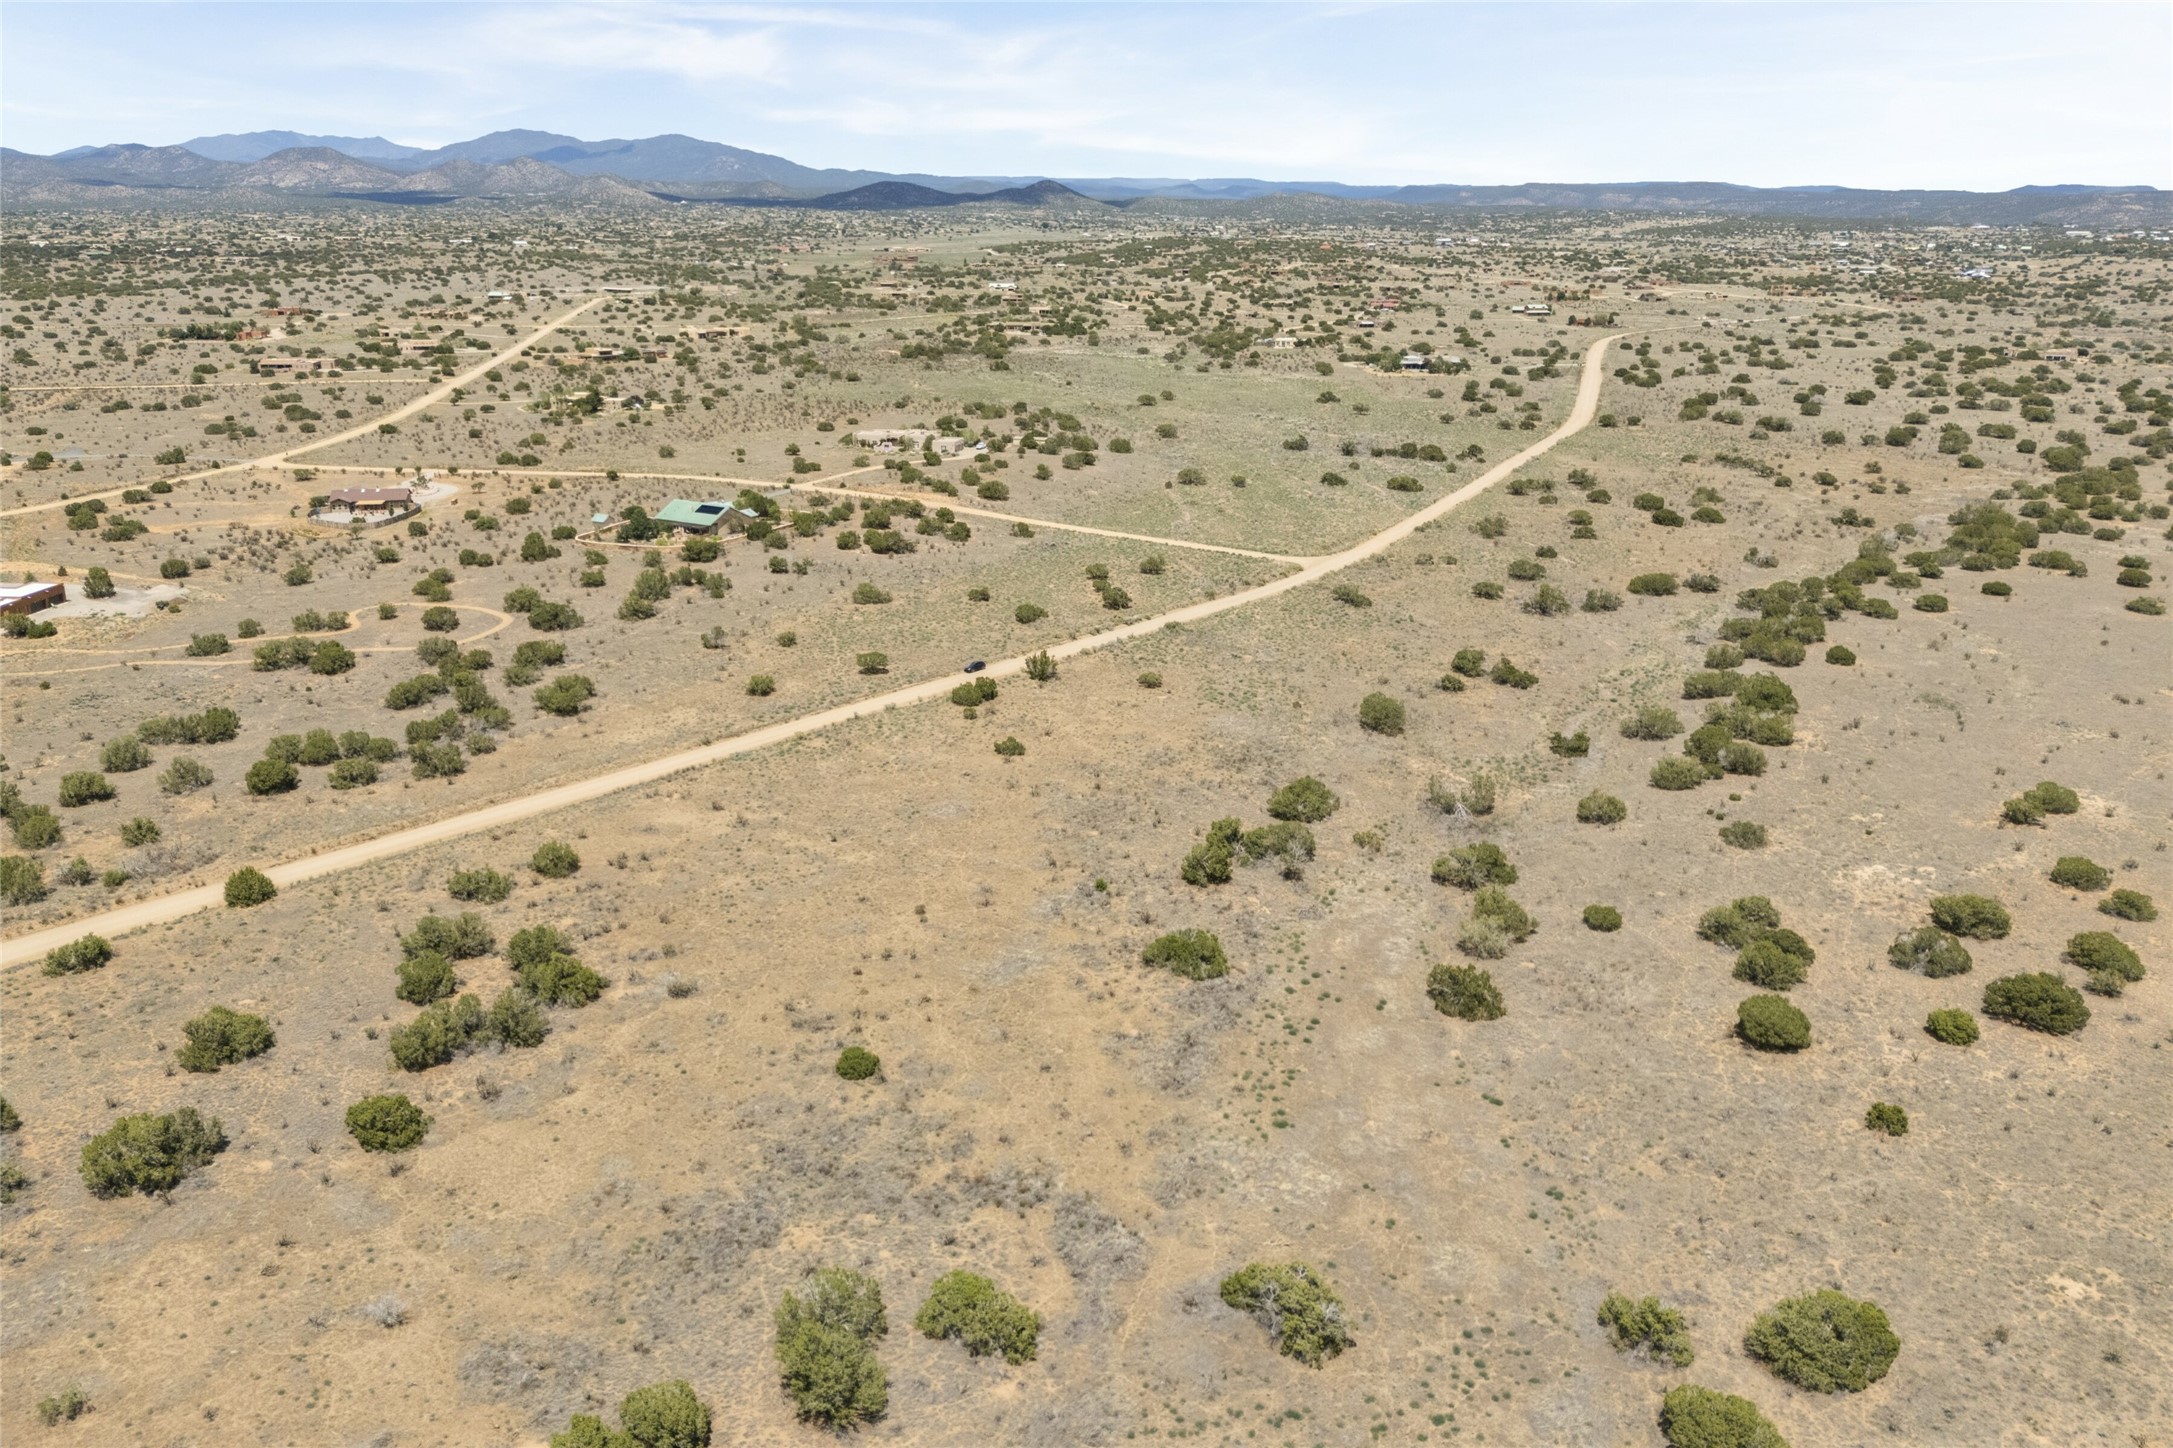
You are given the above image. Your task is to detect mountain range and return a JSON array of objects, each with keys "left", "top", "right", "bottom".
[{"left": 4, "top": 128, "right": 2167, "bottom": 225}]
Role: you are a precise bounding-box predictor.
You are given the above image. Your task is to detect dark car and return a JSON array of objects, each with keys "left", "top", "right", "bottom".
[{"left": 963, "top": 659, "right": 987, "bottom": 673}]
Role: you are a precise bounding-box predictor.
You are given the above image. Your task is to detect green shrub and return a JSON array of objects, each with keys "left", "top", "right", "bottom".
[
  {"left": 532, "top": 841, "right": 580, "bottom": 877},
  {"left": 448, "top": 867, "right": 512, "bottom": 903},
  {"left": 1358, "top": 692, "right": 1405, "bottom": 735},
  {"left": 34, "top": 1388, "right": 91, "bottom": 1428},
  {"left": 1549, "top": 729, "right": 1590, "bottom": 756},
  {"left": 1, "top": 855, "right": 48, "bottom": 906},
  {"left": 1929, "top": 893, "right": 2009, "bottom": 939},
  {"left": 1577, "top": 791, "right": 1627, "bottom": 825},
  {"left": 80, "top": 1106, "right": 226, "bottom": 1197},
  {"left": 346, "top": 1094, "right": 430, "bottom": 1152},
  {"left": 1144, "top": 929, "right": 1229, "bottom": 980},
  {"left": 915, "top": 1270, "right": 1040, "bottom": 1364},
  {"left": 1737, "top": 995, "right": 1810, "bottom": 1051},
  {"left": 389, "top": 994, "right": 484, "bottom": 1070},
  {"left": 775, "top": 1269, "right": 889, "bottom": 1427},
  {"left": 533, "top": 672, "right": 598, "bottom": 717},
  {"left": 1864, "top": 1102, "right": 1909, "bottom": 1136},
  {"left": 1825, "top": 644, "right": 1856, "bottom": 665},
  {"left": 836, "top": 1046, "right": 882, "bottom": 1080},
  {"left": 2101, "top": 888, "right": 2157, "bottom": 922},
  {"left": 402, "top": 911, "right": 494, "bottom": 961},
  {"left": 2025, "top": 780, "right": 2080, "bottom": 814},
  {"left": 2064, "top": 931, "right": 2142, "bottom": 982},
  {"left": 1583, "top": 904, "right": 1623, "bottom": 932},
  {"left": 0, "top": 1096, "right": 19, "bottom": 1132},
  {"left": 1432, "top": 842, "right": 1516, "bottom": 890},
  {"left": 745, "top": 673, "right": 776, "bottom": 697},
  {"left": 1743, "top": 1289, "right": 1899, "bottom": 1393},
  {"left": 1266, "top": 776, "right": 1340, "bottom": 822},
  {"left": 1597, "top": 1292, "right": 1694, "bottom": 1366},
  {"left": 245, "top": 757, "right": 299, "bottom": 796},
  {"left": 223, "top": 866, "right": 276, "bottom": 907},
  {"left": 1490, "top": 657, "right": 1538, "bottom": 688},
  {"left": 1220, "top": 1262, "right": 1353, "bottom": 1366},
  {"left": 1650, "top": 757, "right": 1707, "bottom": 791},
  {"left": 2049, "top": 855, "right": 2110, "bottom": 891},
  {"left": 1427, "top": 962, "right": 1505, "bottom": 1020},
  {"left": 1719, "top": 821, "right": 1768, "bottom": 850},
  {"left": 1925, "top": 1008, "right": 1979, "bottom": 1045},
  {"left": 101, "top": 736, "right": 152, "bottom": 773},
  {"left": 552, "top": 1379, "right": 715, "bottom": 1448},
  {"left": 1982, "top": 972, "right": 2089, "bottom": 1034},
  {"left": 1734, "top": 938, "right": 1808, "bottom": 990},
  {"left": 176, "top": 1006, "right": 274, "bottom": 1073},
  {"left": 1449, "top": 648, "right": 1487, "bottom": 677},
  {"left": 11, "top": 806, "right": 61, "bottom": 850},
  {"left": 1628, "top": 572, "right": 1679, "bottom": 596},
  {"left": 1622, "top": 705, "right": 1684, "bottom": 740},
  {"left": 485, "top": 986, "right": 553, "bottom": 1047},
  {"left": 1657, "top": 1385, "right": 1788, "bottom": 1448},
  {"left": 57, "top": 771, "right": 115, "bottom": 807},
  {"left": 397, "top": 950, "right": 457, "bottom": 1004},
  {"left": 519, "top": 950, "right": 608, "bottom": 1007},
  {"left": 42, "top": 933, "right": 113, "bottom": 976},
  {"left": 1888, "top": 927, "right": 1971, "bottom": 978}
]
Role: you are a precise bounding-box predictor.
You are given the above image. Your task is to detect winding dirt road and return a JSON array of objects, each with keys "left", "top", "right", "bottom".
[
  {"left": 0, "top": 298, "right": 603, "bottom": 520},
  {"left": 0, "top": 331, "right": 1622, "bottom": 965}
]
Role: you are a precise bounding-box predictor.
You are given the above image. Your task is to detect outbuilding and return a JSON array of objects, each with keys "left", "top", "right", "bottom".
[{"left": 0, "top": 581, "right": 67, "bottom": 615}]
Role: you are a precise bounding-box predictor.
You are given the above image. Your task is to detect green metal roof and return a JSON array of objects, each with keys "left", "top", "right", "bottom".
[{"left": 654, "top": 498, "right": 731, "bottom": 530}]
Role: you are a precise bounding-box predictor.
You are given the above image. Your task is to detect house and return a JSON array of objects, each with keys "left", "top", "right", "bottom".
[
  {"left": 1262, "top": 336, "right": 1298, "bottom": 350},
  {"left": 577, "top": 346, "right": 625, "bottom": 361},
  {"left": 0, "top": 581, "right": 66, "bottom": 615},
  {"left": 397, "top": 339, "right": 438, "bottom": 357},
  {"left": 312, "top": 486, "right": 418, "bottom": 525},
  {"left": 654, "top": 499, "right": 734, "bottom": 534},
  {"left": 255, "top": 357, "right": 330, "bottom": 376},
  {"left": 687, "top": 327, "right": 730, "bottom": 341},
  {"left": 1400, "top": 353, "right": 1429, "bottom": 372},
  {"left": 986, "top": 280, "right": 1017, "bottom": 292}
]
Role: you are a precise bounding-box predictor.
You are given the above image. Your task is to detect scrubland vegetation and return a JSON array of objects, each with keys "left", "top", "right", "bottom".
[{"left": 2, "top": 197, "right": 2167, "bottom": 1446}]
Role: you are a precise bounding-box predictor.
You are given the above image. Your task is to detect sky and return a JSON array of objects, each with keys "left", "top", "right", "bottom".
[{"left": 3, "top": 1, "right": 2167, "bottom": 189}]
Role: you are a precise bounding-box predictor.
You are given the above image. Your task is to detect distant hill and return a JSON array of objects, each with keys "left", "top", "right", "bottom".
[
  {"left": 4, "top": 128, "right": 2165, "bottom": 224},
  {"left": 180, "top": 130, "right": 427, "bottom": 163}
]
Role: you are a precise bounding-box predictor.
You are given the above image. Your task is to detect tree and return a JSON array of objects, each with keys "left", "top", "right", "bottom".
[
  {"left": 397, "top": 951, "right": 457, "bottom": 1005},
  {"left": 1737, "top": 995, "right": 1809, "bottom": 1051},
  {"left": 775, "top": 1269, "right": 889, "bottom": 1427},
  {"left": 176, "top": 1006, "right": 275, "bottom": 1072},
  {"left": 1982, "top": 972, "right": 2089, "bottom": 1034},
  {"left": 1743, "top": 1289, "right": 1900, "bottom": 1393},
  {"left": 346, "top": 1094, "right": 430, "bottom": 1152},
  {"left": 245, "top": 757, "right": 299, "bottom": 795},
  {"left": 915, "top": 1271, "right": 1041, "bottom": 1364},
  {"left": 224, "top": 867, "right": 277, "bottom": 907},
  {"left": 1220, "top": 1262, "right": 1353, "bottom": 1366},
  {"left": 80, "top": 1106, "right": 226, "bottom": 1197}
]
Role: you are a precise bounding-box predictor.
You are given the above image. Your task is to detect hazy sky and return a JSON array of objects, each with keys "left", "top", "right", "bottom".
[{"left": 4, "top": 2, "right": 2166, "bottom": 188}]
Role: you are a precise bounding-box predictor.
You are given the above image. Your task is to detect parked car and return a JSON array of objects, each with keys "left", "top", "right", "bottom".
[{"left": 963, "top": 659, "right": 986, "bottom": 673}]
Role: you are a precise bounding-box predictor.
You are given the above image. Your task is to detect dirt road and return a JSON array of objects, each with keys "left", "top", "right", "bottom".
[
  {"left": 0, "top": 298, "right": 602, "bottom": 520},
  {"left": 0, "top": 331, "right": 1621, "bottom": 965}
]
